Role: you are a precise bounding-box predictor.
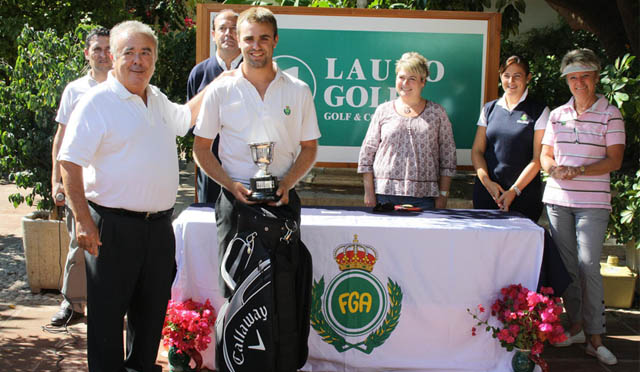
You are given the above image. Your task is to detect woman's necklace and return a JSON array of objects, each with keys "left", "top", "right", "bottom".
[{"left": 399, "top": 99, "right": 423, "bottom": 115}]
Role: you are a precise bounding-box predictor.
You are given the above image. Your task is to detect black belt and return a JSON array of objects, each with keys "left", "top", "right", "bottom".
[{"left": 88, "top": 201, "right": 173, "bottom": 220}]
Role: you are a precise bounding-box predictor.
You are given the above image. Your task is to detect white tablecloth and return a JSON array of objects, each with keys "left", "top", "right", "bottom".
[{"left": 172, "top": 206, "right": 545, "bottom": 371}]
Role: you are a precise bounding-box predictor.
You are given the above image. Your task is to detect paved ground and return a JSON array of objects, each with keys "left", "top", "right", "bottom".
[{"left": 0, "top": 166, "right": 638, "bottom": 371}]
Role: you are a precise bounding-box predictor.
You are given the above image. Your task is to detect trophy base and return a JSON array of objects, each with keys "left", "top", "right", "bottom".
[
  {"left": 248, "top": 176, "right": 280, "bottom": 202},
  {"left": 247, "top": 192, "right": 281, "bottom": 202}
]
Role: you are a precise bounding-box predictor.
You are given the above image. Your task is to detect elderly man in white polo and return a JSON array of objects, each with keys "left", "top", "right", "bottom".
[{"left": 58, "top": 20, "right": 207, "bottom": 372}]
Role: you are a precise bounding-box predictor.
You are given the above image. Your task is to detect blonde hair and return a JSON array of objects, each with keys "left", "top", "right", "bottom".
[
  {"left": 395, "top": 52, "right": 429, "bottom": 81},
  {"left": 110, "top": 21, "right": 158, "bottom": 59}
]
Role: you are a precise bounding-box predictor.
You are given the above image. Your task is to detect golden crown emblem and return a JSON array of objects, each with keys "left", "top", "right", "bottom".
[{"left": 333, "top": 234, "right": 377, "bottom": 272}]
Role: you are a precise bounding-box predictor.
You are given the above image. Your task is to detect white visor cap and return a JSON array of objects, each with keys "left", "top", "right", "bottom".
[{"left": 561, "top": 62, "right": 598, "bottom": 77}]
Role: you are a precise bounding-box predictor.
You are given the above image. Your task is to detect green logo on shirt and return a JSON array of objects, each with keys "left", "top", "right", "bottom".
[
  {"left": 284, "top": 105, "right": 291, "bottom": 116},
  {"left": 520, "top": 113, "right": 528, "bottom": 121}
]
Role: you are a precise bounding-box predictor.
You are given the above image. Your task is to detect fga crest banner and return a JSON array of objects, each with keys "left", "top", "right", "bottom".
[
  {"left": 311, "top": 235, "right": 403, "bottom": 354},
  {"left": 197, "top": 5, "right": 502, "bottom": 166}
]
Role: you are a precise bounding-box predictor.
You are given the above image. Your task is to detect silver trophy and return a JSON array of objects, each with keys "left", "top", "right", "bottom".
[{"left": 248, "top": 142, "right": 279, "bottom": 201}]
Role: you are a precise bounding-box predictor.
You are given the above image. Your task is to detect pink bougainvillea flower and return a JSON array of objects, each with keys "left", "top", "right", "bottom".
[{"left": 466, "top": 283, "right": 565, "bottom": 359}]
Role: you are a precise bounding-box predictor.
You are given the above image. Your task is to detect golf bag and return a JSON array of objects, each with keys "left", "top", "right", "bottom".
[{"left": 215, "top": 203, "right": 312, "bottom": 372}]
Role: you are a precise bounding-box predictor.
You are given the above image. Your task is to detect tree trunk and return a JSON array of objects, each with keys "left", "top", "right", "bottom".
[
  {"left": 544, "top": 0, "right": 638, "bottom": 58},
  {"left": 616, "top": 0, "right": 639, "bottom": 57}
]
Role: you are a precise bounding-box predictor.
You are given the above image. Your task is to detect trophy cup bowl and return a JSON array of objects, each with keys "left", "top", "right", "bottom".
[{"left": 248, "top": 142, "right": 280, "bottom": 202}]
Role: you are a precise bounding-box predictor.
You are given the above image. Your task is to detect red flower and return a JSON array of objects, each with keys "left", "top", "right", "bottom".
[{"left": 162, "top": 299, "right": 216, "bottom": 352}]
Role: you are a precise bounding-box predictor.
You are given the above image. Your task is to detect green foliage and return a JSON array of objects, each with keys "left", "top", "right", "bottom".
[
  {"left": 126, "top": 0, "right": 197, "bottom": 32},
  {"left": 0, "top": 1, "right": 198, "bottom": 80},
  {"left": 0, "top": 1, "right": 127, "bottom": 77},
  {"left": 0, "top": 23, "right": 94, "bottom": 210},
  {"left": 492, "top": 0, "right": 525, "bottom": 39},
  {"left": 600, "top": 54, "right": 640, "bottom": 248},
  {"left": 501, "top": 21, "right": 604, "bottom": 109},
  {"left": 601, "top": 54, "right": 640, "bottom": 166},
  {"left": 610, "top": 171, "right": 640, "bottom": 249},
  {"left": 151, "top": 26, "right": 197, "bottom": 160}
]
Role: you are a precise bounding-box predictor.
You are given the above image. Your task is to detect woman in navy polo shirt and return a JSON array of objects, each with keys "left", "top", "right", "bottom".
[{"left": 471, "top": 55, "right": 550, "bottom": 221}]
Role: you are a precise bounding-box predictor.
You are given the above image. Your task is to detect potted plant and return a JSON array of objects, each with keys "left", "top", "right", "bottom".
[
  {"left": 162, "top": 298, "right": 216, "bottom": 372},
  {"left": 468, "top": 284, "right": 566, "bottom": 372},
  {"left": 0, "top": 24, "right": 92, "bottom": 293}
]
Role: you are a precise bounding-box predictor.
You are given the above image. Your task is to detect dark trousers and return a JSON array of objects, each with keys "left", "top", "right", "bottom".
[
  {"left": 85, "top": 204, "right": 175, "bottom": 372},
  {"left": 215, "top": 188, "right": 301, "bottom": 298},
  {"left": 196, "top": 136, "right": 221, "bottom": 204}
]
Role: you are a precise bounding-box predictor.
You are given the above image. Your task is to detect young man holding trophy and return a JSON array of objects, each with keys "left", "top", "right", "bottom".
[
  {"left": 192, "top": 5, "right": 319, "bottom": 288},
  {"left": 193, "top": 7, "right": 320, "bottom": 370}
]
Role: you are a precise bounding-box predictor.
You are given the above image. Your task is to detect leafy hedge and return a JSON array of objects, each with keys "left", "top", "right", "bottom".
[
  {"left": 151, "top": 26, "right": 197, "bottom": 160},
  {"left": 0, "top": 24, "right": 91, "bottom": 210}
]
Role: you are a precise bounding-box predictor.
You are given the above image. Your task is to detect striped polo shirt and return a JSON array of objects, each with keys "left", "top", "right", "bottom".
[{"left": 542, "top": 95, "right": 626, "bottom": 209}]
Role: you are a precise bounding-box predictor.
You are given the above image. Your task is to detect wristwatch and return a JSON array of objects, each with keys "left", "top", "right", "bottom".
[{"left": 440, "top": 190, "right": 449, "bottom": 197}]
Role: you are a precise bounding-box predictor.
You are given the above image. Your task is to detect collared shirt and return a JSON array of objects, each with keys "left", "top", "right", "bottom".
[
  {"left": 194, "top": 63, "right": 321, "bottom": 185},
  {"left": 477, "top": 89, "right": 549, "bottom": 130},
  {"left": 58, "top": 72, "right": 192, "bottom": 212},
  {"left": 215, "top": 53, "right": 242, "bottom": 71},
  {"left": 475, "top": 92, "right": 549, "bottom": 189},
  {"left": 357, "top": 100, "right": 457, "bottom": 198},
  {"left": 542, "top": 95, "right": 626, "bottom": 209},
  {"left": 55, "top": 72, "right": 99, "bottom": 125}
]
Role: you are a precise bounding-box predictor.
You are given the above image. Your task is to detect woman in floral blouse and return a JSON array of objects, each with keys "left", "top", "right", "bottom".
[{"left": 358, "top": 52, "right": 457, "bottom": 209}]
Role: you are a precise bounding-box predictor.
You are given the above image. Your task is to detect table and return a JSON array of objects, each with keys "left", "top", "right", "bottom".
[{"left": 172, "top": 205, "right": 545, "bottom": 372}]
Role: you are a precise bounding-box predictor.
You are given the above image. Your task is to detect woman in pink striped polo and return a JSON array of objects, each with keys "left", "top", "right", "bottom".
[{"left": 540, "top": 48, "right": 625, "bottom": 366}]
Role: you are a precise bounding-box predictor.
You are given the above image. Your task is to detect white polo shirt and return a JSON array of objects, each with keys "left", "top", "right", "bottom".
[
  {"left": 58, "top": 72, "right": 191, "bottom": 212},
  {"left": 55, "top": 72, "right": 99, "bottom": 125},
  {"left": 194, "top": 64, "right": 321, "bottom": 185}
]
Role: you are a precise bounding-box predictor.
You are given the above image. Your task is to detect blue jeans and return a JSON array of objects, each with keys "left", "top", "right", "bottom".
[
  {"left": 376, "top": 194, "right": 436, "bottom": 210},
  {"left": 546, "top": 204, "right": 609, "bottom": 335}
]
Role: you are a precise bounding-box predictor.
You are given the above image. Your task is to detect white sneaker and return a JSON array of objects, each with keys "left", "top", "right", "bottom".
[
  {"left": 552, "top": 330, "right": 586, "bottom": 347},
  {"left": 585, "top": 343, "right": 618, "bottom": 365}
]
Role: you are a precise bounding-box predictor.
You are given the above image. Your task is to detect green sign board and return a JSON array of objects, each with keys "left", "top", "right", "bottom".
[{"left": 275, "top": 30, "right": 483, "bottom": 149}]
